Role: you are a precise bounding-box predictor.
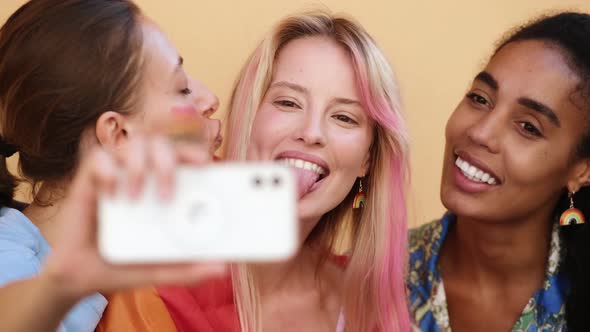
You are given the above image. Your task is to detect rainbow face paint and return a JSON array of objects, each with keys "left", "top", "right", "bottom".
[
  {"left": 165, "top": 107, "right": 206, "bottom": 143},
  {"left": 171, "top": 105, "right": 198, "bottom": 115}
]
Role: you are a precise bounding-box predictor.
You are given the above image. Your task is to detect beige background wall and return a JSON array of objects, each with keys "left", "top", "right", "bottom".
[{"left": 1, "top": 0, "right": 589, "bottom": 226}]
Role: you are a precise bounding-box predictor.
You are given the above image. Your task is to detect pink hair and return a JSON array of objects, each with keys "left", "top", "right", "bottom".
[{"left": 224, "top": 11, "right": 411, "bottom": 332}]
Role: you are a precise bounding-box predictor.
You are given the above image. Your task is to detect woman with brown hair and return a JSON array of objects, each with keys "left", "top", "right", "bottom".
[{"left": 0, "top": 1, "right": 226, "bottom": 331}]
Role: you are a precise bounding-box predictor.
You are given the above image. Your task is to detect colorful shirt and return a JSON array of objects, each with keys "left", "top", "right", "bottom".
[
  {"left": 407, "top": 213, "right": 567, "bottom": 332},
  {"left": 98, "top": 256, "right": 350, "bottom": 331}
]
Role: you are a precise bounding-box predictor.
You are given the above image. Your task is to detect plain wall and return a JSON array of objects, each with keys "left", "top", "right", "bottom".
[{"left": 1, "top": 0, "right": 589, "bottom": 226}]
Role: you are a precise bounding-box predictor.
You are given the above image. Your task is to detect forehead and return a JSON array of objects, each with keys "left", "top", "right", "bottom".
[
  {"left": 139, "top": 19, "right": 179, "bottom": 80},
  {"left": 485, "top": 40, "right": 579, "bottom": 108},
  {"left": 272, "top": 36, "right": 359, "bottom": 98}
]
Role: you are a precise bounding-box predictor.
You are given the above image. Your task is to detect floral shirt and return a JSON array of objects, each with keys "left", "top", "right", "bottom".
[{"left": 408, "top": 213, "right": 567, "bottom": 332}]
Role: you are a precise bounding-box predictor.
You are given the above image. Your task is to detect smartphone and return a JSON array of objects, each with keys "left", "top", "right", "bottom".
[{"left": 97, "top": 163, "right": 298, "bottom": 263}]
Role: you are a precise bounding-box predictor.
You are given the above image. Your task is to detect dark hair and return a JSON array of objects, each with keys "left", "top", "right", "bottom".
[
  {"left": 496, "top": 12, "right": 590, "bottom": 332},
  {"left": 0, "top": 0, "right": 144, "bottom": 206}
]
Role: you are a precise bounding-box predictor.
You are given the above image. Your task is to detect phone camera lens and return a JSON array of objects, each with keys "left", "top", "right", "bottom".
[
  {"left": 253, "top": 176, "right": 263, "bottom": 187},
  {"left": 273, "top": 176, "right": 282, "bottom": 186}
]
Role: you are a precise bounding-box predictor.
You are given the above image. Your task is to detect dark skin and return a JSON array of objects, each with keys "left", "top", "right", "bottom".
[{"left": 438, "top": 40, "right": 590, "bottom": 331}]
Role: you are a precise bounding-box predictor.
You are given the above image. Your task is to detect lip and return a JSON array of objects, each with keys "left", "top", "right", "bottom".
[
  {"left": 454, "top": 150, "right": 501, "bottom": 184},
  {"left": 275, "top": 151, "right": 330, "bottom": 174},
  {"left": 452, "top": 166, "right": 497, "bottom": 194}
]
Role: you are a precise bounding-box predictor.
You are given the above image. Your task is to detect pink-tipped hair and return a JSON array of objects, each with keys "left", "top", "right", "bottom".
[{"left": 224, "top": 11, "right": 411, "bottom": 332}]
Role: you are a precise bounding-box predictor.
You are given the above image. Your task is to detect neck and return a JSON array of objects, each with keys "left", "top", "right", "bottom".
[
  {"left": 253, "top": 244, "right": 324, "bottom": 296},
  {"left": 23, "top": 183, "right": 67, "bottom": 247},
  {"left": 442, "top": 211, "right": 553, "bottom": 285},
  {"left": 252, "top": 213, "right": 337, "bottom": 297}
]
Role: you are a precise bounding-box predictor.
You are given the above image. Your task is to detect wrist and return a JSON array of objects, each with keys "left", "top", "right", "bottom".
[{"left": 39, "top": 255, "right": 89, "bottom": 305}]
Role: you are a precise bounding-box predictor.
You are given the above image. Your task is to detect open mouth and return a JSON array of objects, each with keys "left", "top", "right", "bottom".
[
  {"left": 279, "top": 158, "right": 328, "bottom": 180},
  {"left": 454, "top": 155, "right": 499, "bottom": 185},
  {"left": 275, "top": 154, "right": 330, "bottom": 198}
]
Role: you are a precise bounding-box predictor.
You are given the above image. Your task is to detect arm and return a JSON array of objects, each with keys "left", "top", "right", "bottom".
[
  {"left": 0, "top": 272, "right": 79, "bottom": 332},
  {"left": 0, "top": 137, "right": 226, "bottom": 332}
]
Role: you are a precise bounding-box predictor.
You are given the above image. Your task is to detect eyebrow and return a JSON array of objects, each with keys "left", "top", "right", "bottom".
[
  {"left": 474, "top": 71, "right": 561, "bottom": 127},
  {"left": 474, "top": 71, "right": 499, "bottom": 91},
  {"left": 270, "top": 81, "right": 308, "bottom": 94},
  {"left": 518, "top": 97, "right": 561, "bottom": 127},
  {"left": 269, "top": 81, "right": 361, "bottom": 106}
]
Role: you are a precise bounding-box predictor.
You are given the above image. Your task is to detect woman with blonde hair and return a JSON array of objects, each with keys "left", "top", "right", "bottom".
[{"left": 99, "top": 11, "right": 411, "bottom": 332}]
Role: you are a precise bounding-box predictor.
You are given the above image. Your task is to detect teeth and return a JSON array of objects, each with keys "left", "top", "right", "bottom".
[
  {"left": 279, "top": 158, "right": 326, "bottom": 176},
  {"left": 455, "top": 156, "right": 498, "bottom": 185}
]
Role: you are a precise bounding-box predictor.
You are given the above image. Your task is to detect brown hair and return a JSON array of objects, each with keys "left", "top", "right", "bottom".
[{"left": 0, "top": 0, "right": 144, "bottom": 206}]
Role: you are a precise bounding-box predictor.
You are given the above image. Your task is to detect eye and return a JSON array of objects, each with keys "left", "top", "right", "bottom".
[
  {"left": 181, "top": 87, "right": 192, "bottom": 95},
  {"left": 518, "top": 122, "right": 543, "bottom": 137},
  {"left": 466, "top": 92, "right": 490, "bottom": 107},
  {"left": 274, "top": 100, "right": 301, "bottom": 109},
  {"left": 333, "top": 114, "right": 358, "bottom": 125}
]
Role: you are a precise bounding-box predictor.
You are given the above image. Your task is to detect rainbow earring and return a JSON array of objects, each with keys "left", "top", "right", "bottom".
[
  {"left": 353, "top": 178, "right": 366, "bottom": 209},
  {"left": 560, "top": 191, "right": 586, "bottom": 226}
]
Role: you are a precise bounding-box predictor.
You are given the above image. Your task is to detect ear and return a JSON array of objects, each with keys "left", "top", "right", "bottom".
[
  {"left": 95, "top": 111, "right": 131, "bottom": 150},
  {"left": 567, "top": 158, "right": 590, "bottom": 192}
]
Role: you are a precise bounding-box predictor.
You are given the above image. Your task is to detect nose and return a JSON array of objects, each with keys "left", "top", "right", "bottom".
[
  {"left": 294, "top": 108, "right": 326, "bottom": 147},
  {"left": 465, "top": 110, "right": 501, "bottom": 154},
  {"left": 189, "top": 77, "right": 219, "bottom": 118}
]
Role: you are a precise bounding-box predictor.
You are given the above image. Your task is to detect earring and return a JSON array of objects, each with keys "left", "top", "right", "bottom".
[
  {"left": 560, "top": 191, "right": 586, "bottom": 226},
  {"left": 353, "top": 177, "right": 366, "bottom": 209}
]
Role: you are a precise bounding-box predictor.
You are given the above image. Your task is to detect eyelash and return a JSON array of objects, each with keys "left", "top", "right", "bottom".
[
  {"left": 274, "top": 100, "right": 301, "bottom": 109},
  {"left": 518, "top": 122, "right": 543, "bottom": 138},
  {"left": 467, "top": 93, "right": 543, "bottom": 138},
  {"left": 333, "top": 114, "right": 358, "bottom": 125},
  {"left": 466, "top": 92, "right": 490, "bottom": 107}
]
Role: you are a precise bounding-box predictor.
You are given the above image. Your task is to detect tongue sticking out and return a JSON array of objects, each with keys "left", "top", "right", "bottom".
[{"left": 292, "top": 167, "right": 321, "bottom": 199}]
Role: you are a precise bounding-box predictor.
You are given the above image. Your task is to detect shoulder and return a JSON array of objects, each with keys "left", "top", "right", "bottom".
[
  {"left": 0, "top": 207, "right": 45, "bottom": 284},
  {"left": 0, "top": 207, "right": 41, "bottom": 242},
  {"left": 407, "top": 213, "right": 454, "bottom": 296},
  {"left": 409, "top": 213, "right": 454, "bottom": 258}
]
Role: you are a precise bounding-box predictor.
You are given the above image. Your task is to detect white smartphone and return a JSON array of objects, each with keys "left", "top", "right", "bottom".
[{"left": 98, "top": 163, "right": 298, "bottom": 263}]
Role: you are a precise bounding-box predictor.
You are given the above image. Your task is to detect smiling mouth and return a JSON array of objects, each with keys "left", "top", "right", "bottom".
[
  {"left": 277, "top": 158, "right": 328, "bottom": 180},
  {"left": 454, "top": 156, "right": 498, "bottom": 185},
  {"left": 276, "top": 157, "right": 330, "bottom": 198}
]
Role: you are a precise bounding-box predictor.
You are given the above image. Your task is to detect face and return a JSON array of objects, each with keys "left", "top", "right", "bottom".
[
  {"left": 247, "top": 36, "right": 373, "bottom": 224},
  {"left": 441, "top": 40, "right": 588, "bottom": 223},
  {"left": 131, "top": 20, "right": 222, "bottom": 153}
]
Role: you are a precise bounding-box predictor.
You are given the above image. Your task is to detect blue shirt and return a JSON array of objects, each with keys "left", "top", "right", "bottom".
[
  {"left": 0, "top": 207, "right": 107, "bottom": 332},
  {"left": 408, "top": 213, "right": 567, "bottom": 332}
]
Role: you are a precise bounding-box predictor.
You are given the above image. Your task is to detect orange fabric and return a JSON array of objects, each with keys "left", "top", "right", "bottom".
[{"left": 96, "top": 287, "right": 177, "bottom": 332}]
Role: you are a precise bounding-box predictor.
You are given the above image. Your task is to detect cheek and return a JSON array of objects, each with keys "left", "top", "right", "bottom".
[
  {"left": 330, "top": 130, "right": 372, "bottom": 175},
  {"left": 445, "top": 104, "right": 472, "bottom": 143},
  {"left": 171, "top": 105, "right": 198, "bottom": 115},
  {"left": 247, "top": 106, "right": 291, "bottom": 159},
  {"left": 503, "top": 142, "right": 569, "bottom": 185}
]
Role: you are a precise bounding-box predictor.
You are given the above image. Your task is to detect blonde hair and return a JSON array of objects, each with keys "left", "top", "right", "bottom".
[{"left": 225, "top": 11, "right": 410, "bottom": 331}]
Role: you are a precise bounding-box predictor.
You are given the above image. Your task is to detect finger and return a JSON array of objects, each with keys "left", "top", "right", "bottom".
[
  {"left": 59, "top": 148, "right": 118, "bottom": 245},
  {"left": 100, "top": 263, "right": 228, "bottom": 291},
  {"left": 118, "top": 137, "right": 147, "bottom": 199},
  {"left": 174, "top": 141, "right": 212, "bottom": 166},
  {"left": 149, "top": 136, "right": 176, "bottom": 201}
]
